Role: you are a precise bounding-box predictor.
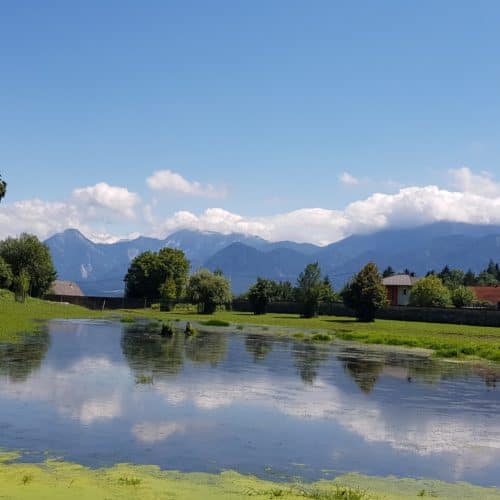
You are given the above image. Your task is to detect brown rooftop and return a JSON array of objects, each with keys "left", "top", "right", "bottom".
[{"left": 50, "top": 280, "right": 85, "bottom": 297}]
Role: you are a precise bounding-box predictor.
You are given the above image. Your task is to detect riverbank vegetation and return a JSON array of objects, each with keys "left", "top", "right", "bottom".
[{"left": 0, "top": 454, "right": 498, "bottom": 499}]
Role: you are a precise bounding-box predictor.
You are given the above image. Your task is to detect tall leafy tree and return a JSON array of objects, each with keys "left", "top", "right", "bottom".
[
  {"left": 186, "top": 269, "right": 231, "bottom": 314},
  {"left": 248, "top": 277, "right": 275, "bottom": 315},
  {"left": 295, "top": 262, "right": 323, "bottom": 318},
  {"left": 342, "top": 262, "right": 387, "bottom": 322},
  {"left": 0, "top": 234, "right": 56, "bottom": 297},
  {"left": 124, "top": 248, "right": 189, "bottom": 300}
]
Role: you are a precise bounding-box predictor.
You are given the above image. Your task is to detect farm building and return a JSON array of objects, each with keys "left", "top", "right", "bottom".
[
  {"left": 382, "top": 274, "right": 421, "bottom": 306},
  {"left": 470, "top": 286, "right": 500, "bottom": 307},
  {"left": 49, "top": 280, "right": 85, "bottom": 297}
]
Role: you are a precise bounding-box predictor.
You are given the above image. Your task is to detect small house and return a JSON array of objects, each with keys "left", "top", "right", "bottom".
[
  {"left": 382, "top": 274, "right": 420, "bottom": 306},
  {"left": 50, "top": 280, "right": 85, "bottom": 297}
]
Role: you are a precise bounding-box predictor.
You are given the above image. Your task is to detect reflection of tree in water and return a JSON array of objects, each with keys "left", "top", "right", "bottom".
[
  {"left": 245, "top": 334, "right": 273, "bottom": 362},
  {"left": 338, "top": 353, "right": 384, "bottom": 394},
  {"left": 184, "top": 331, "right": 227, "bottom": 366},
  {"left": 293, "top": 342, "right": 329, "bottom": 385},
  {"left": 0, "top": 330, "right": 50, "bottom": 382},
  {"left": 121, "top": 325, "right": 185, "bottom": 381}
]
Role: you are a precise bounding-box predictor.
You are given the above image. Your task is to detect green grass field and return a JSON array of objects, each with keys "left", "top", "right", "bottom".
[
  {"left": 2, "top": 290, "right": 500, "bottom": 362},
  {"left": 0, "top": 290, "right": 103, "bottom": 342}
]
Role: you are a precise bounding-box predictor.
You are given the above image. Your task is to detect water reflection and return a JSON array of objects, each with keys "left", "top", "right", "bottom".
[
  {"left": 292, "top": 342, "right": 329, "bottom": 384},
  {"left": 0, "top": 320, "right": 500, "bottom": 486},
  {"left": 122, "top": 325, "right": 184, "bottom": 380},
  {"left": 0, "top": 330, "right": 50, "bottom": 381},
  {"left": 184, "top": 331, "right": 226, "bottom": 366},
  {"left": 337, "top": 350, "right": 384, "bottom": 394},
  {"left": 245, "top": 334, "right": 273, "bottom": 362}
]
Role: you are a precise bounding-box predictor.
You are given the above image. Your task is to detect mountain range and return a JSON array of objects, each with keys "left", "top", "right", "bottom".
[{"left": 44, "top": 222, "right": 500, "bottom": 296}]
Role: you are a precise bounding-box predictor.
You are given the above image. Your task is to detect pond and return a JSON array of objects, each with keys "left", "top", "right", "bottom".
[{"left": 1, "top": 319, "right": 500, "bottom": 487}]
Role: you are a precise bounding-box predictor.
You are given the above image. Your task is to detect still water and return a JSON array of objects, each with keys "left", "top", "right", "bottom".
[{"left": 1, "top": 319, "right": 500, "bottom": 486}]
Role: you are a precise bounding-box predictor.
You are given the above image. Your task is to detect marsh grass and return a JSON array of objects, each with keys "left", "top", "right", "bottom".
[
  {"left": 118, "top": 476, "right": 142, "bottom": 486},
  {"left": 201, "top": 319, "right": 230, "bottom": 327}
]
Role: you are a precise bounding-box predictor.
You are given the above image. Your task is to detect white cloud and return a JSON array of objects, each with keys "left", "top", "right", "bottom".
[
  {"left": 339, "top": 171, "right": 359, "bottom": 185},
  {"left": 146, "top": 170, "right": 226, "bottom": 198},
  {"left": 132, "top": 421, "right": 186, "bottom": 444},
  {"left": 153, "top": 184, "right": 500, "bottom": 245},
  {"left": 2, "top": 168, "right": 500, "bottom": 245},
  {"left": 449, "top": 167, "right": 500, "bottom": 198},
  {"left": 72, "top": 182, "right": 140, "bottom": 218}
]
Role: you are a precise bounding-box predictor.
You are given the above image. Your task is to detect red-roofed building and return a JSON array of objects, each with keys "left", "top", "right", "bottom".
[{"left": 470, "top": 286, "right": 500, "bottom": 307}]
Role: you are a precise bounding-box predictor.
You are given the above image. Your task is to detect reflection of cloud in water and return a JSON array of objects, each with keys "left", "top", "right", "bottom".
[
  {"left": 153, "top": 373, "right": 500, "bottom": 464},
  {"left": 133, "top": 421, "right": 187, "bottom": 444},
  {"left": 0, "top": 356, "right": 127, "bottom": 424}
]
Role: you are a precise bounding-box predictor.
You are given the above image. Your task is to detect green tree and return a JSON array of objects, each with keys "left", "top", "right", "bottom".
[
  {"left": 186, "top": 269, "right": 232, "bottom": 314},
  {"left": 248, "top": 277, "right": 275, "bottom": 314},
  {"left": 124, "top": 248, "right": 189, "bottom": 300},
  {"left": 409, "top": 275, "right": 451, "bottom": 308},
  {"left": 382, "top": 266, "right": 395, "bottom": 278},
  {"left": 477, "top": 271, "right": 498, "bottom": 286},
  {"left": 295, "top": 262, "right": 323, "bottom": 318},
  {"left": 0, "top": 174, "right": 6, "bottom": 202},
  {"left": 319, "top": 275, "right": 337, "bottom": 303},
  {"left": 274, "top": 280, "right": 294, "bottom": 301},
  {"left": 0, "top": 233, "right": 56, "bottom": 297},
  {"left": 13, "top": 270, "right": 30, "bottom": 303},
  {"left": 439, "top": 267, "right": 465, "bottom": 290},
  {"left": 0, "top": 256, "right": 13, "bottom": 289},
  {"left": 342, "top": 262, "right": 387, "bottom": 322},
  {"left": 451, "top": 285, "right": 475, "bottom": 309},
  {"left": 463, "top": 269, "right": 477, "bottom": 286},
  {"left": 157, "top": 248, "right": 190, "bottom": 299}
]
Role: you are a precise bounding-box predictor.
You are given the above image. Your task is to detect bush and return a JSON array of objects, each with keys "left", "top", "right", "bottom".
[
  {"left": 451, "top": 286, "right": 475, "bottom": 309},
  {"left": 410, "top": 275, "right": 451, "bottom": 308},
  {"left": 186, "top": 269, "right": 232, "bottom": 314}
]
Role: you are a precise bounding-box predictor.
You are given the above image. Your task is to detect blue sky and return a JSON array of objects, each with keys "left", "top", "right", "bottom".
[{"left": 1, "top": 1, "right": 500, "bottom": 244}]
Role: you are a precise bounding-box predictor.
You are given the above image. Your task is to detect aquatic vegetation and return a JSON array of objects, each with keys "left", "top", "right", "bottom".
[
  {"left": 184, "top": 321, "right": 197, "bottom": 335},
  {"left": 201, "top": 319, "right": 230, "bottom": 327},
  {"left": 160, "top": 322, "right": 175, "bottom": 336},
  {"left": 311, "top": 333, "right": 334, "bottom": 342},
  {"left": 0, "top": 458, "right": 497, "bottom": 499},
  {"left": 120, "top": 316, "right": 136, "bottom": 323}
]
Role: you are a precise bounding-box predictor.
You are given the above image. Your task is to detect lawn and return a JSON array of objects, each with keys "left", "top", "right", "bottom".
[{"left": 0, "top": 290, "right": 103, "bottom": 342}]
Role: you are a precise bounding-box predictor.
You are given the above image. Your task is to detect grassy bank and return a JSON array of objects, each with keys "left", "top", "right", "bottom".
[
  {"left": 126, "top": 309, "right": 500, "bottom": 362},
  {"left": 0, "top": 453, "right": 498, "bottom": 499},
  {"left": 0, "top": 290, "right": 103, "bottom": 341}
]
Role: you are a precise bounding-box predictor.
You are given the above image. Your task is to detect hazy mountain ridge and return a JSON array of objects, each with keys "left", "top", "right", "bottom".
[{"left": 45, "top": 223, "right": 500, "bottom": 296}]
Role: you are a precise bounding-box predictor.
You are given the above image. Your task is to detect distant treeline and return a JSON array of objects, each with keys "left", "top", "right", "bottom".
[{"left": 382, "top": 260, "right": 500, "bottom": 287}]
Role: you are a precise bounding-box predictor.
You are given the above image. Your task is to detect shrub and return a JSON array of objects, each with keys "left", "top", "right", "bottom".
[
  {"left": 451, "top": 285, "right": 475, "bottom": 309},
  {"left": 410, "top": 275, "right": 451, "bottom": 308}
]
